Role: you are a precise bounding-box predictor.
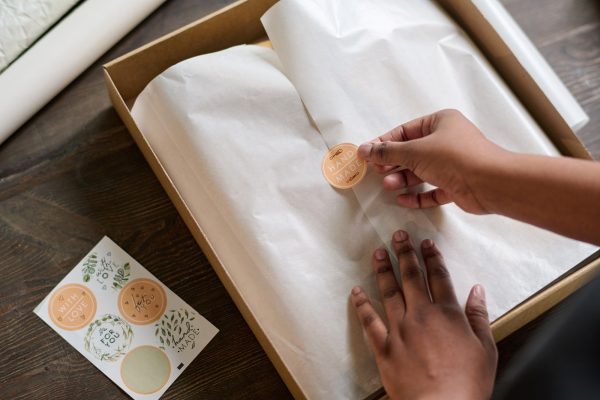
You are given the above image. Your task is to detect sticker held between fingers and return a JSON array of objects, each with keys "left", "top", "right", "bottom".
[{"left": 322, "top": 143, "right": 367, "bottom": 189}]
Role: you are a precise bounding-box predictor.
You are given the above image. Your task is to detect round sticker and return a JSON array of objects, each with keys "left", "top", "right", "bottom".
[
  {"left": 121, "top": 346, "right": 171, "bottom": 394},
  {"left": 84, "top": 314, "right": 133, "bottom": 361},
  {"left": 118, "top": 278, "right": 166, "bottom": 325},
  {"left": 321, "top": 143, "right": 367, "bottom": 189},
  {"left": 49, "top": 284, "right": 97, "bottom": 330}
]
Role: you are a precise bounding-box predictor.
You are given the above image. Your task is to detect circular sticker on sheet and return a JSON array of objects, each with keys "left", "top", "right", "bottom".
[
  {"left": 118, "top": 278, "right": 166, "bottom": 325},
  {"left": 121, "top": 345, "right": 171, "bottom": 394},
  {"left": 84, "top": 314, "right": 133, "bottom": 361},
  {"left": 321, "top": 143, "right": 367, "bottom": 189},
  {"left": 49, "top": 284, "right": 97, "bottom": 330}
]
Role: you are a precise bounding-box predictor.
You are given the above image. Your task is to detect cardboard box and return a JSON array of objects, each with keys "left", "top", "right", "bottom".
[{"left": 104, "top": 0, "right": 600, "bottom": 398}]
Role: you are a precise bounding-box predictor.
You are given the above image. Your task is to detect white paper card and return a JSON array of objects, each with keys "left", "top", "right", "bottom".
[{"left": 34, "top": 236, "right": 218, "bottom": 399}]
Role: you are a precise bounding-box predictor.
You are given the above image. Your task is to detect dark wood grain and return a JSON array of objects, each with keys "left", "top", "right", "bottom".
[
  {"left": 0, "top": 0, "right": 598, "bottom": 399},
  {"left": 502, "top": 0, "right": 600, "bottom": 158},
  {"left": 0, "top": 1, "right": 290, "bottom": 399}
]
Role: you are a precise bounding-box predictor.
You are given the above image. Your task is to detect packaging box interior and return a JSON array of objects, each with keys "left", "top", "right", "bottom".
[{"left": 104, "top": 0, "right": 600, "bottom": 398}]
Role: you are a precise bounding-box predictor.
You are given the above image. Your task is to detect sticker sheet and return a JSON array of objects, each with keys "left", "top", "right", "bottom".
[{"left": 34, "top": 236, "right": 218, "bottom": 399}]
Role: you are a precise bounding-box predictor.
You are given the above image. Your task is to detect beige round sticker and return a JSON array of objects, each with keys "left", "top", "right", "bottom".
[
  {"left": 49, "top": 284, "right": 97, "bottom": 330},
  {"left": 321, "top": 143, "right": 367, "bottom": 189},
  {"left": 121, "top": 345, "right": 171, "bottom": 394},
  {"left": 118, "top": 278, "right": 166, "bottom": 325}
]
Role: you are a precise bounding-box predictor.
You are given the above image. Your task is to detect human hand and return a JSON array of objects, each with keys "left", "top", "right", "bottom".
[
  {"left": 357, "top": 109, "right": 509, "bottom": 214},
  {"left": 351, "top": 230, "right": 497, "bottom": 400}
]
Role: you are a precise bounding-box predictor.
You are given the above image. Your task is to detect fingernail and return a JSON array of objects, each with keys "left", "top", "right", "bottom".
[
  {"left": 393, "top": 230, "right": 407, "bottom": 242},
  {"left": 351, "top": 286, "right": 362, "bottom": 295},
  {"left": 422, "top": 239, "right": 433, "bottom": 248},
  {"left": 375, "top": 248, "right": 387, "bottom": 261},
  {"left": 473, "top": 284, "right": 485, "bottom": 300},
  {"left": 358, "top": 143, "right": 373, "bottom": 159}
]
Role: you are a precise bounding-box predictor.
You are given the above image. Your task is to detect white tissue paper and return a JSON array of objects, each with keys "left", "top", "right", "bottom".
[{"left": 131, "top": 0, "right": 597, "bottom": 398}]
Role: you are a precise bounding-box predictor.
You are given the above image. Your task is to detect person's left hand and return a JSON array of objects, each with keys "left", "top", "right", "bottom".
[{"left": 351, "top": 230, "right": 497, "bottom": 400}]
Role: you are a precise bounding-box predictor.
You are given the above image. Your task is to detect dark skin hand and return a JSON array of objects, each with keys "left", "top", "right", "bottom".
[
  {"left": 357, "top": 109, "right": 600, "bottom": 245},
  {"left": 350, "top": 109, "right": 600, "bottom": 398},
  {"left": 351, "top": 230, "right": 497, "bottom": 400}
]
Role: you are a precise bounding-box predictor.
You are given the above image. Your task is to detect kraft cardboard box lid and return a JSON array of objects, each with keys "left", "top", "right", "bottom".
[{"left": 103, "top": 0, "right": 600, "bottom": 398}]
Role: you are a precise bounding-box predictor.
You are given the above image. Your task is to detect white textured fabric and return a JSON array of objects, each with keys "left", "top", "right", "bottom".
[{"left": 0, "top": 0, "right": 80, "bottom": 71}]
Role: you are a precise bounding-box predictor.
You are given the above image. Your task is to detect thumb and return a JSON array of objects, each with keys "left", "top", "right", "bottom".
[
  {"left": 465, "top": 284, "right": 495, "bottom": 351},
  {"left": 358, "top": 141, "right": 418, "bottom": 169}
]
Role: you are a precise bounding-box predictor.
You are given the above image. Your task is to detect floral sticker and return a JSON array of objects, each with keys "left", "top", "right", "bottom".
[
  {"left": 155, "top": 308, "right": 201, "bottom": 352},
  {"left": 84, "top": 314, "right": 133, "bottom": 361},
  {"left": 81, "top": 251, "right": 131, "bottom": 290}
]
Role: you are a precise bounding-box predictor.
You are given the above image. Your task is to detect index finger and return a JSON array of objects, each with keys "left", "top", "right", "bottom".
[
  {"left": 375, "top": 112, "right": 438, "bottom": 144},
  {"left": 362, "top": 113, "right": 439, "bottom": 172},
  {"left": 351, "top": 286, "right": 388, "bottom": 354}
]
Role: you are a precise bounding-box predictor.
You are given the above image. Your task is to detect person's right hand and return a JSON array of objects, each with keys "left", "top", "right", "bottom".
[{"left": 357, "top": 109, "right": 509, "bottom": 214}]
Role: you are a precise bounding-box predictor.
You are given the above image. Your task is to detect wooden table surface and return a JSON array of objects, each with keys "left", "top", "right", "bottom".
[{"left": 0, "top": 0, "right": 598, "bottom": 398}]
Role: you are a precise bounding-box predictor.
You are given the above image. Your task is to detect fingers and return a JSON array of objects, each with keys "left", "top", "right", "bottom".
[
  {"left": 372, "top": 248, "right": 405, "bottom": 326},
  {"left": 357, "top": 113, "right": 438, "bottom": 167},
  {"left": 392, "top": 230, "right": 430, "bottom": 309},
  {"left": 397, "top": 188, "right": 451, "bottom": 209},
  {"left": 465, "top": 285, "right": 496, "bottom": 352},
  {"left": 376, "top": 112, "right": 438, "bottom": 143},
  {"left": 358, "top": 141, "right": 415, "bottom": 168},
  {"left": 382, "top": 169, "right": 423, "bottom": 191},
  {"left": 421, "top": 239, "right": 458, "bottom": 305},
  {"left": 351, "top": 286, "right": 388, "bottom": 353}
]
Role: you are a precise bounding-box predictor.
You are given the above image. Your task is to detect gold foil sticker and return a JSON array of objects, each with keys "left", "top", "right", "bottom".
[
  {"left": 118, "top": 278, "right": 167, "bottom": 325},
  {"left": 321, "top": 143, "right": 367, "bottom": 189}
]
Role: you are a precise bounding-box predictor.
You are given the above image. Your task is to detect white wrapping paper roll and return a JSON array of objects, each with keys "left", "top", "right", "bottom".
[
  {"left": 0, "top": 0, "right": 166, "bottom": 144},
  {"left": 472, "top": 0, "right": 589, "bottom": 132}
]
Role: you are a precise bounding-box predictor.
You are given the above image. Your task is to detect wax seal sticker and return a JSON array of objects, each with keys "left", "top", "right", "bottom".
[
  {"left": 322, "top": 143, "right": 367, "bottom": 189},
  {"left": 49, "top": 283, "right": 97, "bottom": 330},
  {"left": 121, "top": 345, "right": 171, "bottom": 394},
  {"left": 118, "top": 278, "right": 167, "bottom": 325},
  {"left": 84, "top": 314, "right": 133, "bottom": 361}
]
